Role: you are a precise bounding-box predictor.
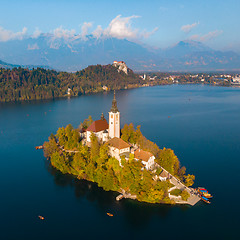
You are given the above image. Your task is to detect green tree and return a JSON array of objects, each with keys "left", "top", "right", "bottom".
[
  {"left": 184, "top": 174, "right": 195, "bottom": 187},
  {"left": 181, "top": 190, "right": 190, "bottom": 201},
  {"left": 43, "top": 136, "right": 58, "bottom": 158},
  {"left": 79, "top": 116, "right": 93, "bottom": 130},
  {"left": 90, "top": 133, "right": 100, "bottom": 160},
  {"left": 156, "top": 148, "right": 180, "bottom": 176}
]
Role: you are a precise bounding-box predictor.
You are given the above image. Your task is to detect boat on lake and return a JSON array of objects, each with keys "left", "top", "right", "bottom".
[
  {"left": 197, "top": 187, "right": 213, "bottom": 199},
  {"left": 35, "top": 145, "right": 43, "bottom": 150},
  {"left": 200, "top": 196, "right": 211, "bottom": 204}
]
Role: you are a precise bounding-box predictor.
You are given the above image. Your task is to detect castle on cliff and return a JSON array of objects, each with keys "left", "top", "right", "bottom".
[{"left": 113, "top": 61, "right": 128, "bottom": 74}]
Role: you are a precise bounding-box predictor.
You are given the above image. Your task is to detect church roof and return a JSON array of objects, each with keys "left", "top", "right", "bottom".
[
  {"left": 86, "top": 119, "right": 108, "bottom": 132},
  {"left": 134, "top": 149, "right": 154, "bottom": 162},
  {"left": 107, "top": 137, "right": 130, "bottom": 150}
]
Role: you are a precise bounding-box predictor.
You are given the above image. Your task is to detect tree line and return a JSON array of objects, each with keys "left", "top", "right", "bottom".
[{"left": 0, "top": 64, "right": 143, "bottom": 102}]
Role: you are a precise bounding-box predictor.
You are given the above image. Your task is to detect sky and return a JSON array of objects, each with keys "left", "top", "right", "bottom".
[{"left": 0, "top": 0, "right": 240, "bottom": 52}]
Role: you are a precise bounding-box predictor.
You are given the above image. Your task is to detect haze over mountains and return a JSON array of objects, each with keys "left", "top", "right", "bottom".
[{"left": 0, "top": 34, "right": 239, "bottom": 72}]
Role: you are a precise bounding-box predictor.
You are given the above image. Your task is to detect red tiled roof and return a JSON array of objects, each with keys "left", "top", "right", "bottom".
[
  {"left": 134, "top": 149, "right": 153, "bottom": 162},
  {"left": 107, "top": 137, "right": 131, "bottom": 150},
  {"left": 86, "top": 119, "right": 108, "bottom": 132}
]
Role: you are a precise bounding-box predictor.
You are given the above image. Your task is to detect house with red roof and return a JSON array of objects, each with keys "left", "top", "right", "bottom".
[
  {"left": 134, "top": 149, "right": 155, "bottom": 170},
  {"left": 86, "top": 113, "right": 109, "bottom": 143},
  {"left": 107, "top": 137, "right": 131, "bottom": 163}
]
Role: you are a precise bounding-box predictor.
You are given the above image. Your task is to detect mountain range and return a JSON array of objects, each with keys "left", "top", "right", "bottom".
[{"left": 0, "top": 34, "right": 239, "bottom": 72}]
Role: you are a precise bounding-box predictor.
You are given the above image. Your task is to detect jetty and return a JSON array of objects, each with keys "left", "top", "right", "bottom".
[
  {"left": 158, "top": 166, "right": 200, "bottom": 206},
  {"left": 116, "top": 189, "right": 137, "bottom": 201}
]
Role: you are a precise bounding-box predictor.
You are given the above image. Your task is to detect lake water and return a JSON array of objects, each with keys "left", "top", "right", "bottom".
[{"left": 0, "top": 85, "right": 240, "bottom": 240}]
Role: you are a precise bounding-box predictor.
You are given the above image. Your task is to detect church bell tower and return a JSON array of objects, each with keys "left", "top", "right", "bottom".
[{"left": 109, "top": 91, "right": 120, "bottom": 139}]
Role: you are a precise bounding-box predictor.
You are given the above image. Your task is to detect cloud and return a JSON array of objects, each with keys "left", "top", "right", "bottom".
[
  {"left": 0, "top": 26, "right": 27, "bottom": 42},
  {"left": 52, "top": 26, "right": 76, "bottom": 40},
  {"left": 189, "top": 34, "right": 200, "bottom": 41},
  {"left": 49, "top": 26, "right": 76, "bottom": 48},
  {"left": 181, "top": 22, "right": 199, "bottom": 33},
  {"left": 27, "top": 43, "right": 39, "bottom": 50},
  {"left": 81, "top": 22, "right": 93, "bottom": 40},
  {"left": 92, "top": 25, "right": 103, "bottom": 39},
  {"left": 0, "top": 15, "right": 158, "bottom": 44},
  {"left": 92, "top": 15, "right": 158, "bottom": 41},
  {"left": 141, "top": 27, "right": 159, "bottom": 38},
  {"left": 104, "top": 15, "right": 140, "bottom": 39},
  {"left": 199, "top": 30, "right": 223, "bottom": 42},
  {"left": 102, "top": 15, "right": 158, "bottom": 40},
  {"left": 32, "top": 28, "right": 41, "bottom": 38},
  {"left": 189, "top": 30, "right": 223, "bottom": 42}
]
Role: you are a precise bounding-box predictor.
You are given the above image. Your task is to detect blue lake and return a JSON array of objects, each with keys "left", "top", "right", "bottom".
[{"left": 0, "top": 85, "right": 240, "bottom": 239}]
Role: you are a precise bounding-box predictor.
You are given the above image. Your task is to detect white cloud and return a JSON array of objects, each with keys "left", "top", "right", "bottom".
[
  {"left": 0, "top": 26, "right": 27, "bottom": 42},
  {"left": 181, "top": 22, "right": 199, "bottom": 33},
  {"left": 101, "top": 15, "right": 158, "bottom": 41},
  {"left": 141, "top": 27, "right": 159, "bottom": 38},
  {"left": 189, "top": 30, "right": 223, "bottom": 42},
  {"left": 200, "top": 30, "right": 223, "bottom": 42},
  {"left": 189, "top": 34, "right": 200, "bottom": 41},
  {"left": 0, "top": 15, "right": 158, "bottom": 44},
  {"left": 27, "top": 43, "right": 39, "bottom": 50},
  {"left": 92, "top": 25, "right": 103, "bottom": 39},
  {"left": 52, "top": 26, "right": 76, "bottom": 40},
  {"left": 49, "top": 26, "right": 76, "bottom": 48},
  {"left": 104, "top": 15, "right": 140, "bottom": 39},
  {"left": 32, "top": 28, "right": 41, "bottom": 38},
  {"left": 81, "top": 22, "right": 93, "bottom": 40}
]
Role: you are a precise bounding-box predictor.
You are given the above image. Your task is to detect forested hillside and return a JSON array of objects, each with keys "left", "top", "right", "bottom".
[{"left": 0, "top": 64, "right": 142, "bottom": 102}]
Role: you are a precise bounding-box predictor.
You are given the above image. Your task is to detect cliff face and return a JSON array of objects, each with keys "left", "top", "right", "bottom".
[{"left": 113, "top": 61, "right": 128, "bottom": 74}]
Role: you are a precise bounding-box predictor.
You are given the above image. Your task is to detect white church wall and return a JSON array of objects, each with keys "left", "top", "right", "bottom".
[{"left": 109, "top": 112, "right": 120, "bottom": 139}]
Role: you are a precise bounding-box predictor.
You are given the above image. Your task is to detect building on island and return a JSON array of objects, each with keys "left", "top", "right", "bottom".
[
  {"left": 83, "top": 91, "right": 155, "bottom": 169},
  {"left": 85, "top": 91, "right": 120, "bottom": 143},
  {"left": 109, "top": 91, "right": 120, "bottom": 139},
  {"left": 134, "top": 149, "right": 155, "bottom": 170},
  {"left": 107, "top": 137, "right": 131, "bottom": 162},
  {"left": 86, "top": 113, "right": 109, "bottom": 143},
  {"left": 159, "top": 170, "right": 169, "bottom": 181}
]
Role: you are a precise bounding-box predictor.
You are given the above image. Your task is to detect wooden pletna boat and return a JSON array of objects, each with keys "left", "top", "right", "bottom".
[
  {"left": 35, "top": 146, "right": 43, "bottom": 150},
  {"left": 200, "top": 196, "right": 211, "bottom": 204},
  {"left": 197, "top": 187, "right": 213, "bottom": 199}
]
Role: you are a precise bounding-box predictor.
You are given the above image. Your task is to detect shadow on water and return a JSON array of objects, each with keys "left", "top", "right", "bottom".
[{"left": 45, "top": 159, "right": 191, "bottom": 228}]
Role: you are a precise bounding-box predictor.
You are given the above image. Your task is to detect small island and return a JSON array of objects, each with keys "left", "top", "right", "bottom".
[{"left": 44, "top": 91, "right": 199, "bottom": 205}]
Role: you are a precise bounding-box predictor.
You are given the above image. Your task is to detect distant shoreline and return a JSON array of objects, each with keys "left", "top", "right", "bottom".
[{"left": 1, "top": 82, "right": 239, "bottom": 105}]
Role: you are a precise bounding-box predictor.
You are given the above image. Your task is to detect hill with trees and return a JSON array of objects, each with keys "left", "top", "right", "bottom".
[{"left": 0, "top": 64, "right": 142, "bottom": 102}]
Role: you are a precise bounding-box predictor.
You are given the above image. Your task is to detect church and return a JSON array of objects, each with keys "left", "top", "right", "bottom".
[
  {"left": 85, "top": 90, "right": 120, "bottom": 143},
  {"left": 84, "top": 91, "right": 155, "bottom": 169}
]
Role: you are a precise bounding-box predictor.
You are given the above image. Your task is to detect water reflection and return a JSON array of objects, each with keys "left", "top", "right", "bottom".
[{"left": 45, "top": 160, "right": 190, "bottom": 228}]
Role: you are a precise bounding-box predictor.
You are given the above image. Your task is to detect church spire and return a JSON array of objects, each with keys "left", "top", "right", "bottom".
[
  {"left": 110, "top": 90, "right": 119, "bottom": 113},
  {"left": 101, "top": 112, "right": 105, "bottom": 120}
]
